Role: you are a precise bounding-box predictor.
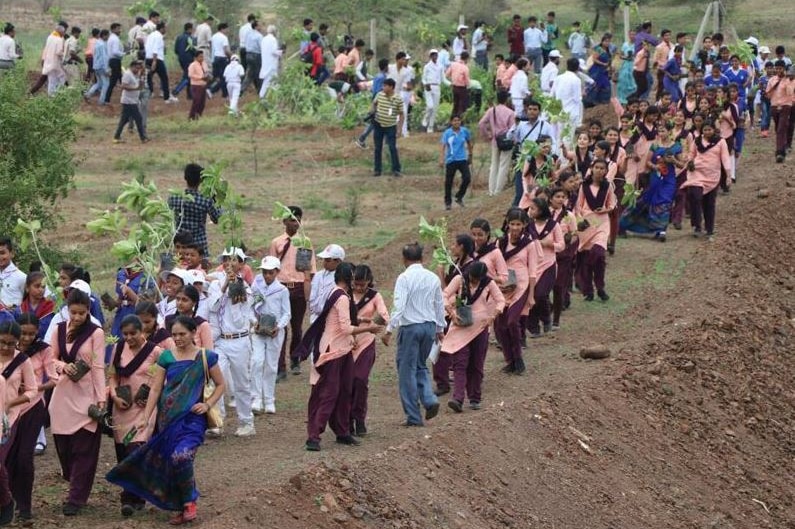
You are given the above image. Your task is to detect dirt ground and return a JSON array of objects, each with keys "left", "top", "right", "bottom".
[{"left": 14, "top": 81, "right": 793, "bottom": 529}]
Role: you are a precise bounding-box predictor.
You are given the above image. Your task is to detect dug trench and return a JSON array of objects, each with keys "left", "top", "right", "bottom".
[{"left": 195, "top": 145, "right": 795, "bottom": 527}]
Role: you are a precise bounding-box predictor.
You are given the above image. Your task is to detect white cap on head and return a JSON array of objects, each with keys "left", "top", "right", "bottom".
[
  {"left": 457, "top": 24, "right": 468, "bottom": 32},
  {"left": 164, "top": 268, "right": 192, "bottom": 285},
  {"left": 744, "top": 36, "right": 759, "bottom": 47},
  {"left": 258, "top": 256, "right": 281, "bottom": 270},
  {"left": 759, "top": 46, "right": 770, "bottom": 55},
  {"left": 317, "top": 244, "right": 345, "bottom": 260},
  {"left": 231, "top": 54, "right": 240, "bottom": 62},
  {"left": 429, "top": 49, "right": 439, "bottom": 55},
  {"left": 68, "top": 279, "right": 91, "bottom": 296},
  {"left": 220, "top": 247, "right": 249, "bottom": 261},
  {"left": 548, "top": 49, "right": 562, "bottom": 58},
  {"left": 187, "top": 269, "right": 208, "bottom": 288}
]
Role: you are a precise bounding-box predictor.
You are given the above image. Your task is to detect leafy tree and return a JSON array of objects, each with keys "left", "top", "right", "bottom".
[
  {"left": 127, "top": 0, "right": 245, "bottom": 22},
  {"left": 0, "top": 67, "right": 81, "bottom": 247},
  {"left": 582, "top": 0, "right": 645, "bottom": 34}
]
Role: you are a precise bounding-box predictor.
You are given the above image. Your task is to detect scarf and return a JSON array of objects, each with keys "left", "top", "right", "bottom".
[
  {"left": 444, "top": 258, "right": 474, "bottom": 286},
  {"left": 461, "top": 276, "right": 493, "bottom": 306},
  {"left": 527, "top": 218, "right": 558, "bottom": 241},
  {"left": 56, "top": 321, "right": 99, "bottom": 364},
  {"left": 150, "top": 327, "right": 170, "bottom": 346},
  {"left": 1, "top": 353, "right": 29, "bottom": 380},
  {"left": 355, "top": 288, "right": 377, "bottom": 311},
  {"left": 295, "top": 289, "right": 346, "bottom": 364},
  {"left": 499, "top": 233, "right": 533, "bottom": 261},
  {"left": 631, "top": 121, "right": 657, "bottom": 143},
  {"left": 20, "top": 298, "right": 56, "bottom": 320},
  {"left": 582, "top": 179, "right": 610, "bottom": 211},
  {"left": 474, "top": 242, "right": 498, "bottom": 260},
  {"left": 113, "top": 340, "right": 158, "bottom": 378},
  {"left": 165, "top": 314, "right": 206, "bottom": 332},
  {"left": 24, "top": 339, "right": 49, "bottom": 357},
  {"left": 695, "top": 136, "right": 720, "bottom": 154}
]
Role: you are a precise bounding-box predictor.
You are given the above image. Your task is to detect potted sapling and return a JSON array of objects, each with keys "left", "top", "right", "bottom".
[
  {"left": 272, "top": 201, "right": 314, "bottom": 271},
  {"left": 418, "top": 216, "right": 473, "bottom": 327}
]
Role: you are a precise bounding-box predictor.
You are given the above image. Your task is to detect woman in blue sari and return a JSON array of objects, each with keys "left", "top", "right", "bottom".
[
  {"left": 619, "top": 124, "right": 685, "bottom": 241},
  {"left": 585, "top": 33, "right": 614, "bottom": 106},
  {"left": 662, "top": 45, "right": 685, "bottom": 103},
  {"left": 107, "top": 315, "right": 225, "bottom": 525}
]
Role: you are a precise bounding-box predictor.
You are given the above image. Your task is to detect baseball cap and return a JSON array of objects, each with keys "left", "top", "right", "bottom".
[
  {"left": 258, "top": 256, "right": 281, "bottom": 270},
  {"left": 759, "top": 46, "right": 770, "bottom": 54},
  {"left": 68, "top": 279, "right": 91, "bottom": 296},
  {"left": 744, "top": 36, "right": 759, "bottom": 47},
  {"left": 163, "top": 268, "right": 192, "bottom": 285},
  {"left": 231, "top": 54, "right": 240, "bottom": 62},
  {"left": 317, "top": 244, "right": 345, "bottom": 260},
  {"left": 220, "top": 247, "right": 249, "bottom": 261},
  {"left": 187, "top": 269, "right": 208, "bottom": 288},
  {"left": 429, "top": 49, "right": 439, "bottom": 55},
  {"left": 548, "top": 49, "right": 562, "bottom": 58},
  {"left": 457, "top": 24, "right": 468, "bottom": 31}
]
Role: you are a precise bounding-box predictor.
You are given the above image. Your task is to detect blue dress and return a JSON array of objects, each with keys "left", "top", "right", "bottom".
[
  {"left": 662, "top": 57, "right": 683, "bottom": 103},
  {"left": 586, "top": 46, "right": 612, "bottom": 105},
  {"left": 617, "top": 42, "right": 637, "bottom": 105}
]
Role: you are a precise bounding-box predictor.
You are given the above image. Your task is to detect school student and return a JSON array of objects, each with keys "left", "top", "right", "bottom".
[
  {"left": 6, "top": 314, "right": 55, "bottom": 522},
  {"left": 624, "top": 106, "right": 660, "bottom": 188},
  {"left": 250, "top": 257, "right": 291, "bottom": 415},
  {"left": 107, "top": 315, "right": 161, "bottom": 517},
  {"left": 49, "top": 289, "right": 106, "bottom": 516},
  {"left": 575, "top": 159, "right": 617, "bottom": 301},
  {"left": 14, "top": 272, "right": 55, "bottom": 341},
  {"left": 350, "top": 265, "right": 389, "bottom": 435},
  {"left": 526, "top": 198, "right": 565, "bottom": 337},
  {"left": 223, "top": 54, "right": 245, "bottom": 115},
  {"left": 549, "top": 182, "right": 579, "bottom": 330},
  {"left": 0, "top": 238, "right": 27, "bottom": 309},
  {"left": 165, "top": 285, "right": 213, "bottom": 349},
  {"left": 469, "top": 219, "right": 509, "bottom": 284},
  {"left": 681, "top": 120, "right": 732, "bottom": 239},
  {"left": 135, "top": 301, "right": 176, "bottom": 351},
  {"left": 440, "top": 262, "right": 504, "bottom": 412},
  {"left": 766, "top": 60, "right": 794, "bottom": 163},
  {"left": 494, "top": 208, "right": 541, "bottom": 375},
  {"left": 156, "top": 269, "right": 191, "bottom": 325},
  {"left": 440, "top": 114, "right": 473, "bottom": 210}
]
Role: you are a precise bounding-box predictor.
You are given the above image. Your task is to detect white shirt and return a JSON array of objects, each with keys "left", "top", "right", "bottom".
[
  {"left": 472, "top": 28, "right": 487, "bottom": 53},
  {"left": 511, "top": 118, "right": 556, "bottom": 153},
  {"left": 195, "top": 23, "right": 212, "bottom": 50},
  {"left": 238, "top": 22, "right": 251, "bottom": 48},
  {"left": 209, "top": 282, "right": 255, "bottom": 336},
  {"left": 308, "top": 269, "right": 336, "bottom": 323},
  {"left": 422, "top": 60, "right": 444, "bottom": 85},
  {"left": 144, "top": 30, "right": 164, "bottom": 60},
  {"left": 523, "top": 27, "right": 547, "bottom": 49},
  {"left": 568, "top": 32, "right": 587, "bottom": 55},
  {"left": 387, "top": 64, "right": 413, "bottom": 91},
  {"left": 251, "top": 277, "right": 291, "bottom": 330},
  {"left": 452, "top": 36, "right": 466, "bottom": 59},
  {"left": 541, "top": 61, "right": 559, "bottom": 94},
  {"left": 0, "top": 34, "right": 18, "bottom": 61},
  {"left": 142, "top": 20, "right": 157, "bottom": 37},
  {"left": 196, "top": 294, "right": 210, "bottom": 321},
  {"left": 438, "top": 49, "right": 451, "bottom": 70},
  {"left": 223, "top": 60, "right": 245, "bottom": 84},
  {"left": 386, "top": 263, "right": 446, "bottom": 333},
  {"left": 245, "top": 29, "right": 262, "bottom": 54},
  {"left": 211, "top": 32, "right": 230, "bottom": 59},
  {"left": 107, "top": 33, "right": 124, "bottom": 58},
  {"left": 156, "top": 296, "right": 176, "bottom": 326},
  {"left": 551, "top": 71, "right": 583, "bottom": 126},
  {"left": 43, "top": 306, "right": 101, "bottom": 345},
  {"left": 0, "top": 263, "right": 26, "bottom": 307},
  {"left": 260, "top": 33, "right": 282, "bottom": 76},
  {"left": 509, "top": 69, "right": 530, "bottom": 100}
]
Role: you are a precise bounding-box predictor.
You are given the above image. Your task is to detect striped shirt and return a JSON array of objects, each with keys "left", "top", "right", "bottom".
[
  {"left": 374, "top": 91, "right": 403, "bottom": 127},
  {"left": 387, "top": 263, "right": 446, "bottom": 333}
]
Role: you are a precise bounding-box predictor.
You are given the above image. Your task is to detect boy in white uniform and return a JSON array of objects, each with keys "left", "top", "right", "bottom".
[
  {"left": 223, "top": 54, "right": 245, "bottom": 115},
  {"left": 250, "top": 256, "right": 290, "bottom": 415}
]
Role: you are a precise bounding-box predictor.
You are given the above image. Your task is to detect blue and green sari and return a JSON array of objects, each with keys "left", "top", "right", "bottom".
[{"left": 107, "top": 349, "right": 218, "bottom": 511}]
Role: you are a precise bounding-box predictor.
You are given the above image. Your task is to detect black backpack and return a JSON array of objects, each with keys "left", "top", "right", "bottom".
[{"left": 300, "top": 43, "right": 315, "bottom": 64}]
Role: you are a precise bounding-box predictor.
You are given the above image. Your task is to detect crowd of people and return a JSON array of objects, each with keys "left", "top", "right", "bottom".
[{"left": 0, "top": 6, "right": 794, "bottom": 528}]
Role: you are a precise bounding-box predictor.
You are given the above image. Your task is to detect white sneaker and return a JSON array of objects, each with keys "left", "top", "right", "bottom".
[
  {"left": 206, "top": 89, "right": 213, "bottom": 100},
  {"left": 235, "top": 424, "right": 256, "bottom": 437},
  {"left": 252, "top": 406, "right": 264, "bottom": 416},
  {"left": 205, "top": 427, "right": 222, "bottom": 438},
  {"left": 228, "top": 396, "right": 236, "bottom": 408},
  {"left": 265, "top": 404, "right": 276, "bottom": 414},
  {"left": 166, "top": 96, "right": 179, "bottom": 104}
]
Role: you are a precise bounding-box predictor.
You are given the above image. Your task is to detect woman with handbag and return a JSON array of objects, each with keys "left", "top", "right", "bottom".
[
  {"left": 107, "top": 315, "right": 162, "bottom": 517},
  {"left": 106, "top": 316, "right": 225, "bottom": 526},
  {"left": 477, "top": 91, "right": 516, "bottom": 196}
]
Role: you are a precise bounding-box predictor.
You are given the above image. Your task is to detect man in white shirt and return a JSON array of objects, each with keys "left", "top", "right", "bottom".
[
  {"left": 567, "top": 21, "right": 588, "bottom": 61},
  {"left": 551, "top": 58, "right": 584, "bottom": 144},
  {"left": 452, "top": 25, "right": 468, "bottom": 60},
  {"left": 509, "top": 57, "right": 530, "bottom": 118},
  {"left": 387, "top": 51, "right": 413, "bottom": 137},
  {"left": 41, "top": 24, "right": 66, "bottom": 96},
  {"left": 250, "top": 256, "right": 291, "bottom": 415},
  {"left": 104, "top": 22, "right": 124, "bottom": 104},
  {"left": 523, "top": 16, "right": 548, "bottom": 74},
  {"left": 208, "top": 23, "right": 231, "bottom": 98},
  {"left": 141, "top": 11, "right": 158, "bottom": 38},
  {"left": 471, "top": 21, "right": 488, "bottom": 69},
  {"left": 241, "top": 20, "right": 263, "bottom": 93},
  {"left": 0, "top": 238, "right": 26, "bottom": 309},
  {"left": 258, "top": 25, "right": 283, "bottom": 99},
  {"left": 144, "top": 22, "right": 177, "bottom": 103},
  {"left": 195, "top": 16, "right": 213, "bottom": 58},
  {"left": 540, "top": 49, "right": 561, "bottom": 95},
  {"left": 422, "top": 49, "right": 444, "bottom": 133},
  {"left": 238, "top": 14, "right": 255, "bottom": 68},
  {"left": 382, "top": 243, "right": 444, "bottom": 427},
  {"left": 0, "top": 23, "right": 19, "bottom": 70}
]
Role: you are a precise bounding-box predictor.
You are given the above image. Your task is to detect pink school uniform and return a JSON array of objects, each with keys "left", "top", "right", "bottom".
[
  {"left": 350, "top": 289, "right": 389, "bottom": 429},
  {"left": 624, "top": 123, "right": 657, "bottom": 186},
  {"left": 472, "top": 243, "right": 509, "bottom": 283},
  {"left": 575, "top": 180, "right": 617, "bottom": 298},
  {"left": 110, "top": 341, "right": 162, "bottom": 444},
  {"left": 1, "top": 352, "right": 38, "bottom": 429},
  {"left": 526, "top": 220, "right": 565, "bottom": 334}
]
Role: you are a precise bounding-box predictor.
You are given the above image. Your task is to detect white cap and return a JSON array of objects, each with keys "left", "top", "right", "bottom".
[
  {"left": 744, "top": 36, "right": 759, "bottom": 47},
  {"left": 317, "top": 244, "right": 345, "bottom": 260},
  {"left": 457, "top": 24, "right": 468, "bottom": 31},
  {"left": 548, "top": 49, "right": 562, "bottom": 58},
  {"left": 231, "top": 54, "right": 240, "bottom": 62},
  {"left": 68, "top": 279, "right": 91, "bottom": 295},
  {"left": 258, "top": 256, "right": 281, "bottom": 270},
  {"left": 164, "top": 268, "right": 192, "bottom": 285},
  {"left": 429, "top": 49, "right": 439, "bottom": 55},
  {"left": 759, "top": 46, "right": 770, "bottom": 54},
  {"left": 220, "top": 247, "right": 249, "bottom": 261},
  {"left": 187, "top": 269, "right": 208, "bottom": 287},
  {"left": 404, "top": 53, "right": 412, "bottom": 60}
]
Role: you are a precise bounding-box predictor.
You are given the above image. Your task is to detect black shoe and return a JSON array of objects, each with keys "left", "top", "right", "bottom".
[
  {"left": 305, "top": 440, "right": 321, "bottom": 451},
  {"left": 447, "top": 399, "right": 463, "bottom": 413},
  {"left": 469, "top": 401, "right": 481, "bottom": 410},
  {"left": 336, "top": 435, "right": 361, "bottom": 446},
  {"left": 500, "top": 363, "right": 515, "bottom": 374},
  {"left": 520, "top": 336, "right": 527, "bottom": 349},
  {"left": 354, "top": 420, "right": 367, "bottom": 437},
  {"left": 584, "top": 294, "right": 594, "bottom": 301},
  {"left": 673, "top": 222, "right": 682, "bottom": 230},
  {"left": 372, "top": 171, "right": 382, "bottom": 177},
  {"left": 455, "top": 198, "right": 465, "bottom": 207},
  {"left": 529, "top": 332, "right": 542, "bottom": 339},
  {"left": 425, "top": 402, "right": 440, "bottom": 420},
  {"left": 276, "top": 371, "right": 287, "bottom": 383},
  {"left": 597, "top": 290, "right": 610, "bottom": 301},
  {"left": 121, "top": 504, "right": 135, "bottom": 517},
  {"left": 401, "top": 421, "right": 423, "bottom": 427},
  {"left": 775, "top": 154, "right": 784, "bottom": 163},
  {"left": 0, "top": 499, "right": 14, "bottom": 525},
  {"left": 607, "top": 243, "right": 615, "bottom": 255},
  {"left": 290, "top": 360, "right": 301, "bottom": 375},
  {"left": 62, "top": 503, "right": 80, "bottom": 516},
  {"left": 445, "top": 203, "right": 452, "bottom": 210},
  {"left": 392, "top": 171, "right": 403, "bottom": 177},
  {"left": 433, "top": 387, "right": 450, "bottom": 397},
  {"left": 543, "top": 323, "right": 552, "bottom": 333},
  {"left": 18, "top": 511, "right": 32, "bottom": 521},
  {"left": 513, "top": 357, "right": 526, "bottom": 375}
]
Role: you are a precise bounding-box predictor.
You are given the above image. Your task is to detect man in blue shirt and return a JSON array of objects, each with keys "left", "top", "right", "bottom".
[
  {"left": 439, "top": 114, "right": 473, "bottom": 209},
  {"left": 355, "top": 58, "right": 389, "bottom": 149},
  {"left": 172, "top": 22, "right": 196, "bottom": 99}
]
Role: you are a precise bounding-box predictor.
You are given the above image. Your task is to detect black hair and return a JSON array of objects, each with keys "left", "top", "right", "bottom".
[
  {"left": 4, "top": 23, "right": 14, "bottom": 34},
  {"left": 149, "top": 10, "right": 159, "bottom": 18},
  {"left": 173, "top": 230, "right": 194, "bottom": 246},
  {"left": 60, "top": 263, "right": 89, "bottom": 283},
  {"left": 644, "top": 105, "right": 661, "bottom": 117},
  {"left": 497, "top": 91, "right": 509, "bottom": 104},
  {"left": 194, "top": 50, "right": 204, "bottom": 57},
  {"left": 470, "top": 218, "right": 492, "bottom": 239},
  {"left": 303, "top": 18, "right": 313, "bottom": 26},
  {"left": 467, "top": 261, "right": 488, "bottom": 281},
  {"left": 22, "top": 271, "right": 46, "bottom": 302},
  {"left": 402, "top": 242, "right": 423, "bottom": 262},
  {"left": 0, "top": 237, "right": 13, "bottom": 252},
  {"left": 184, "top": 163, "right": 204, "bottom": 187},
  {"left": 0, "top": 321, "right": 21, "bottom": 339},
  {"left": 247, "top": 13, "right": 257, "bottom": 22},
  {"left": 504, "top": 207, "right": 529, "bottom": 225},
  {"left": 156, "top": 22, "right": 166, "bottom": 31},
  {"left": 378, "top": 58, "right": 389, "bottom": 71},
  {"left": 530, "top": 198, "right": 552, "bottom": 220},
  {"left": 172, "top": 315, "right": 198, "bottom": 333},
  {"left": 594, "top": 140, "right": 610, "bottom": 154},
  {"left": 335, "top": 262, "right": 358, "bottom": 324},
  {"left": 217, "top": 22, "right": 229, "bottom": 31},
  {"left": 310, "top": 32, "right": 320, "bottom": 42},
  {"left": 111, "top": 22, "right": 121, "bottom": 31},
  {"left": 177, "top": 285, "right": 200, "bottom": 317},
  {"left": 558, "top": 169, "right": 575, "bottom": 184},
  {"left": 455, "top": 234, "right": 475, "bottom": 258},
  {"left": 355, "top": 38, "right": 365, "bottom": 47},
  {"left": 319, "top": 23, "right": 328, "bottom": 31},
  {"left": 65, "top": 289, "right": 92, "bottom": 342},
  {"left": 135, "top": 301, "right": 159, "bottom": 318},
  {"left": 184, "top": 22, "right": 193, "bottom": 32},
  {"left": 524, "top": 98, "right": 541, "bottom": 110},
  {"left": 515, "top": 58, "right": 529, "bottom": 70},
  {"left": 120, "top": 314, "right": 143, "bottom": 332},
  {"left": 460, "top": 51, "right": 470, "bottom": 60},
  {"left": 383, "top": 78, "right": 396, "bottom": 88},
  {"left": 353, "top": 264, "right": 374, "bottom": 288},
  {"left": 15, "top": 312, "right": 40, "bottom": 329},
  {"left": 100, "top": 29, "right": 110, "bottom": 38},
  {"left": 591, "top": 158, "right": 609, "bottom": 171},
  {"left": 495, "top": 53, "right": 504, "bottom": 61},
  {"left": 567, "top": 57, "right": 580, "bottom": 72},
  {"left": 287, "top": 205, "right": 303, "bottom": 219},
  {"left": 528, "top": 16, "right": 538, "bottom": 23}
]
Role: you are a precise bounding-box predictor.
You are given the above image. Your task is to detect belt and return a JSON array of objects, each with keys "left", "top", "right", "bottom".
[
  {"left": 220, "top": 331, "right": 249, "bottom": 340},
  {"left": 284, "top": 282, "right": 303, "bottom": 289}
]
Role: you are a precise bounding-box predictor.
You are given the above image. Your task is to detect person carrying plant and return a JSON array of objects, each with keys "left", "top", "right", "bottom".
[
  {"left": 167, "top": 164, "right": 222, "bottom": 258},
  {"left": 525, "top": 198, "right": 565, "bottom": 338},
  {"left": 440, "top": 114, "right": 473, "bottom": 210}
]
